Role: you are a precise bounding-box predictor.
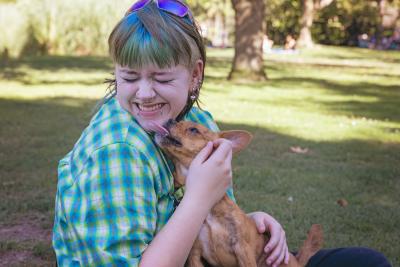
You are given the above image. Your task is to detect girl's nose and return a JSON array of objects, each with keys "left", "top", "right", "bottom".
[{"left": 135, "top": 80, "right": 156, "bottom": 100}]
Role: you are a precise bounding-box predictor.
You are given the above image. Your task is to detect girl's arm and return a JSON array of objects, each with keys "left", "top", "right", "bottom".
[
  {"left": 139, "top": 192, "right": 211, "bottom": 267},
  {"left": 140, "top": 140, "right": 233, "bottom": 267}
]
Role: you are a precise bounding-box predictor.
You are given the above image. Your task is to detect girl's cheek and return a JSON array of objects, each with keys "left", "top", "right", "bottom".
[{"left": 117, "top": 85, "right": 136, "bottom": 99}]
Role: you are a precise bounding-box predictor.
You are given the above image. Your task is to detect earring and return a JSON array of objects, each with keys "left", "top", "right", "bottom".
[
  {"left": 190, "top": 79, "right": 202, "bottom": 101},
  {"left": 190, "top": 86, "right": 199, "bottom": 101}
]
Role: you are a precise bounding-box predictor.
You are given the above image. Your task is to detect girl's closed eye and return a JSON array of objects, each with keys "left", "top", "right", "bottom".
[
  {"left": 156, "top": 79, "right": 174, "bottom": 84},
  {"left": 122, "top": 77, "right": 139, "bottom": 83}
]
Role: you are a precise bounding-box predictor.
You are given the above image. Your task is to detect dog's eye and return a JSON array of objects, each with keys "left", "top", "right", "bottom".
[{"left": 188, "top": 127, "right": 200, "bottom": 134}]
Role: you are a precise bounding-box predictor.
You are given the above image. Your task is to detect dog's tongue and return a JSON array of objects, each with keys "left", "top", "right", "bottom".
[{"left": 148, "top": 122, "right": 169, "bottom": 137}]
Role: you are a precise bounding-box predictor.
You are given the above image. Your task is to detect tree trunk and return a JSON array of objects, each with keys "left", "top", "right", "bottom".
[
  {"left": 297, "top": 0, "right": 314, "bottom": 49},
  {"left": 376, "top": 0, "right": 386, "bottom": 47},
  {"left": 228, "top": 0, "right": 266, "bottom": 81}
]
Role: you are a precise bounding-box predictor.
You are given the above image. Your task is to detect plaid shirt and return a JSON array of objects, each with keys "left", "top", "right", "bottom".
[{"left": 53, "top": 97, "right": 235, "bottom": 266}]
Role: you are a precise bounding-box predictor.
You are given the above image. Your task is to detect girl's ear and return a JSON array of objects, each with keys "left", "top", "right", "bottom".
[
  {"left": 219, "top": 130, "right": 253, "bottom": 153},
  {"left": 191, "top": 59, "right": 204, "bottom": 83}
]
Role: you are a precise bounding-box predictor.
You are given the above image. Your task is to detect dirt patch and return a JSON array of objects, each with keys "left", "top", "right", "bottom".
[
  {"left": 1, "top": 251, "right": 32, "bottom": 266},
  {"left": 0, "top": 250, "right": 51, "bottom": 267},
  {"left": 0, "top": 213, "right": 54, "bottom": 266},
  {"left": 0, "top": 221, "right": 52, "bottom": 243}
]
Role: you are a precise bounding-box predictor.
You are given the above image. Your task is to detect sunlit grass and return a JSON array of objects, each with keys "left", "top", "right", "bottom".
[
  {"left": 0, "top": 45, "right": 399, "bottom": 266},
  {"left": 201, "top": 46, "right": 400, "bottom": 143}
]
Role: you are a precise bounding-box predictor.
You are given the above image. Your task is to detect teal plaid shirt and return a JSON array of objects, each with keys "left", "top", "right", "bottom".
[{"left": 53, "top": 97, "right": 235, "bottom": 266}]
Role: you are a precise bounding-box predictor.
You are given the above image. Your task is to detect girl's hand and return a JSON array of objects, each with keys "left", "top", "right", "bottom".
[
  {"left": 185, "top": 139, "right": 233, "bottom": 209},
  {"left": 248, "top": 212, "right": 290, "bottom": 267}
]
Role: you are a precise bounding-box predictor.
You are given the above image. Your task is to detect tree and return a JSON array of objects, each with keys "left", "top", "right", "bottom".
[
  {"left": 229, "top": 0, "right": 266, "bottom": 81},
  {"left": 376, "top": 0, "right": 399, "bottom": 46},
  {"left": 203, "top": 0, "right": 232, "bottom": 47},
  {"left": 265, "top": 0, "right": 301, "bottom": 45},
  {"left": 297, "top": 0, "right": 314, "bottom": 48},
  {"left": 297, "top": 0, "right": 334, "bottom": 48},
  {"left": 188, "top": 0, "right": 234, "bottom": 47}
]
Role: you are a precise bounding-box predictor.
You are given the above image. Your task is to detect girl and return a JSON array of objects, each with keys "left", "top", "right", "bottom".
[{"left": 52, "top": 1, "right": 391, "bottom": 267}]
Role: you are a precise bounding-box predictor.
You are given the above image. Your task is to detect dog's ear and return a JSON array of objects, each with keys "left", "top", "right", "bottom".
[{"left": 219, "top": 130, "right": 253, "bottom": 153}]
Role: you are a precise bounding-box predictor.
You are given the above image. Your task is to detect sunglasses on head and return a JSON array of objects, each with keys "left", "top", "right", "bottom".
[{"left": 126, "top": 0, "right": 190, "bottom": 18}]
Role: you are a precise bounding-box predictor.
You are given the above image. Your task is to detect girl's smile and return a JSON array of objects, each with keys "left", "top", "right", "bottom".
[{"left": 134, "top": 103, "right": 166, "bottom": 118}]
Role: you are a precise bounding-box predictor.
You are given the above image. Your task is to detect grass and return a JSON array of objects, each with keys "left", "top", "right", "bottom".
[{"left": 0, "top": 45, "right": 399, "bottom": 266}]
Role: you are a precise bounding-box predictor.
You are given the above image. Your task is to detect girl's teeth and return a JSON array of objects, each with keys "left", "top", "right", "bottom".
[{"left": 138, "top": 104, "right": 163, "bottom": 111}]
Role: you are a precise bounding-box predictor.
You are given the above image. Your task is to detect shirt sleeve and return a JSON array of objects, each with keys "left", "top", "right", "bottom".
[{"left": 65, "top": 143, "right": 156, "bottom": 266}]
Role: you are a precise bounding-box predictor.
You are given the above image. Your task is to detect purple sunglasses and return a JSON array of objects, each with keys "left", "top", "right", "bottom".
[{"left": 126, "top": 0, "right": 190, "bottom": 18}]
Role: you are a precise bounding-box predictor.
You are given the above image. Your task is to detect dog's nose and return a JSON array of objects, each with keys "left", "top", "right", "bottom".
[{"left": 165, "top": 119, "right": 176, "bottom": 129}]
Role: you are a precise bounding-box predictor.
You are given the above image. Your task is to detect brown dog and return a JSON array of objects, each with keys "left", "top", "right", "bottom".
[{"left": 154, "top": 119, "right": 323, "bottom": 267}]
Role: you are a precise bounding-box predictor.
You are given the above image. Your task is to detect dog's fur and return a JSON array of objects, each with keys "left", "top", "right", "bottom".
[{"left": 155, "top": 120, "right": 323, "bottom": 267}]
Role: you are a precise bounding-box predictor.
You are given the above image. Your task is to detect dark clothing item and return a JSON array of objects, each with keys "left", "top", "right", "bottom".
[
  {"left": 306, "top": 247, "right": 392, "bottom": 267},
  {"left": 200, "top": 247, "right": 391, "bottom": 267}
]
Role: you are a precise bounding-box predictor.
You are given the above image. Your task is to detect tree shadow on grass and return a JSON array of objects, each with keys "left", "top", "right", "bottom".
[
  {"left": 0, "top": 97, "right": 399, "bottom": 266},
  {"left": 0, "top": 55, "right": 114, "bottom": 84},
  {"left": 320, "top": 55, "right": 400, "bottom": 65},
  {"left": 225, "top": 69, "right": 399, "bottom": 123},
  {"left": 266, "top": 77, "right": 400, "bottom": 122},
  {"left": 300, "top": 46, "right": 400, "bottom": 64},
  {"left": 0, "top": 97, "right": 98, "bottom": 266},
  {"left": 7, "top": 55, "right": 113, "bottom": 71},
  {"left": 267, "top": 57, "right": 379, "bottom": 69},
  {"left": 19, "top": 78, "right": 110, "bottom": 86},
  {"left": 218, "top": 121, "right": 399, "bottom": 266}
]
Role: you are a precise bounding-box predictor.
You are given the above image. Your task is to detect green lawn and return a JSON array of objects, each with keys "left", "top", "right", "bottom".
[{"left": 0, "top": 45, "right": 399, "bottom": 266}]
